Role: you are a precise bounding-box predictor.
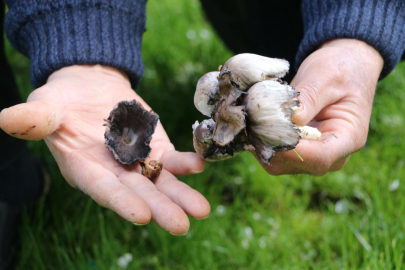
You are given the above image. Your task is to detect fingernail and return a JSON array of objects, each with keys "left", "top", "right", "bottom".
[
  {"left": 191, "top": 169, "right": 204, "bottom": 174},
  {"left": 196, "top": 214, "right": 210, "bottom": 220},
  {"left": 292, "top": 100, "right": 304, "bottom": 115},
  {"left": 0, "top": 108, "right": 7, "bottom": 114},
  {"left": 170, "top": 231, "right": 188, "bottom": 236},
  {"left": 133, "top": 222, "right": 147, "bottom": 226}
]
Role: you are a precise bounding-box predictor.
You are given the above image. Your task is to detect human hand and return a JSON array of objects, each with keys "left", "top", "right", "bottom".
[
  {"left": 258, "top": 39, "right": 384, "bottom": 176},
  {"left": 0, "top": 65, "right": 210, "bottom": 235}
]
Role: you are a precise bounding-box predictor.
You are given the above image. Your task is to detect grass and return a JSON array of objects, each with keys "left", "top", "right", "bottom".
[{"left": 4, "top": 0, "right": 405, "bottom": 269}]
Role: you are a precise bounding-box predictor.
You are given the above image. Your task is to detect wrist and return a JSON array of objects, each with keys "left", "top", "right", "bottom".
[
  {"left": 47, "top": 65, "right": 130, "bottom": 86},
  {"left": 319, "top": 39, "right": 384, "bottom": 80}
]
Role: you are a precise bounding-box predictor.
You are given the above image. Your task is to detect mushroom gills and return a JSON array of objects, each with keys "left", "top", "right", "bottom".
[
  {"left": 104, "top": 100, "right": 159, "bottom": 165},
  {"left": 122, "top": 127, "right": 138, "bottom": 145}
]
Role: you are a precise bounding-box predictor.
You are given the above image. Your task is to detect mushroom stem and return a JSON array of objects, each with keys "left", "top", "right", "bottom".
[{"left": 297, "top": 126, "right": 321, "bottom": 140}]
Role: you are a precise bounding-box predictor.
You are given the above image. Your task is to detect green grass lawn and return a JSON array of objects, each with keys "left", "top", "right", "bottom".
[{"left": 5, "top": 0, "right": 405, "bottom": 269}]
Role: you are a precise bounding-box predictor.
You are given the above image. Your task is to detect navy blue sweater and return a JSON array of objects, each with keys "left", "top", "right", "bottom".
[{"left": 5, "top": 0, "right": 405, "bottom": 88}]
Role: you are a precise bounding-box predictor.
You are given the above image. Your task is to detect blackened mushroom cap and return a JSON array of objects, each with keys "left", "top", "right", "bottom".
[
  {"left": 192, "top": 119, "right": 248, "bottom": 161},
  {"left": 104, "top": 100, "right": 159, "bottom": 165}
]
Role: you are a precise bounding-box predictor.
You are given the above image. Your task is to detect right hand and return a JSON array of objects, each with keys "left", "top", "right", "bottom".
[{"left": 257, "top": 39, "right": 383, "bottom": 176}]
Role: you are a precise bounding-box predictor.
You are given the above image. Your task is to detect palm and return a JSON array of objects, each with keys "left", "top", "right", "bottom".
[{"left": 0, "top": 66, "right": 210, "bottom": 235}]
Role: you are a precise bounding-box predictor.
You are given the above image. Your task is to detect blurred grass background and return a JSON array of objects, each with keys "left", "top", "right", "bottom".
[{"left": 4, "top": 0, "right": 405, "bottom": 269}]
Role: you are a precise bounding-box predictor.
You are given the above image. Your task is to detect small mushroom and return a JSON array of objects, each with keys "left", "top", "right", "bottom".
[
  {"left": 194, "top": 72, "right": 220, "bottom": 117},
  {"left": 140, "top": 160, "right": 163, "bottom": 180},
  {"left": 192, "top": 119, "right": 249, "bottom": 161},
  {"left": 104, "top": 100, "right": 159, "bottom": 166},
  {"left": 212, "top": 71, "right": 246, "bottom": 146}
]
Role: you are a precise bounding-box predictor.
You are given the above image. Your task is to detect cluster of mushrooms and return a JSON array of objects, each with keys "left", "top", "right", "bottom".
[{"left": 192, "top": 53, "right": 321, "bottom": 164}]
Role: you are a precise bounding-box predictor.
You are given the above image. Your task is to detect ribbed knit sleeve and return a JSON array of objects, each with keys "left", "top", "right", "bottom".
[
  {"left": 296, "top": 0, "right": 405, "bottom": 80},
  {"left": 5, "top": 0, "right": 147, "bottom": 88}
]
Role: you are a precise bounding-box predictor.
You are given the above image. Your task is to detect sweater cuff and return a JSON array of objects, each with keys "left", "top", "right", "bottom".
[
  {"left": 296, "top": 0, "right": 405, "bottom": 80},
  {"left": 5, "top": 0, "right": 147, "bottom": 88}
]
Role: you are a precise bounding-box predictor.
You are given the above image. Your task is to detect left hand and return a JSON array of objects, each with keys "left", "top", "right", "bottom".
[
  {"left": 0, "top": 65, "right": 210, "bottom": 235},
  {"left": 258, "top": 39, "right": 384, "bottom": 176}
]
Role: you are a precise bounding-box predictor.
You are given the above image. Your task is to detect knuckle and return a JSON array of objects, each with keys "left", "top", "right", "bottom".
[
  {"left": 311, "top": 170, "right": 328, "bottom": 177},
  {"left": 298, "top": 83, "right": 320, "bottom": 110},
  {"left": 133, "top": 210, "right": 152, "bottom": 225},
  {"left": 262, "top": 163, "right": 285, "bottom": 176},
  {"left": 329, "top": 159, "right": 349, "bottom": 172},
  {"left": 266, "top": 169, "right": 284, "bottom": 176},
  {"left": 108, "top": 189, "right": 130, "bottom": 208},
  {"left": 309, "top": 156, "right": 333, "bottom": 176},
  {"left": 263, "top": 163, "right": 299, "bottom": 176},
  {"left": 354, "top": 134, "right": 368, "bottom": 152}
]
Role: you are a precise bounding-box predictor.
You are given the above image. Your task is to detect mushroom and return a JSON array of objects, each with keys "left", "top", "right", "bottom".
[
  {"left": 192, "top": 54, "right": 321, "bottom": 164},
  {"left": 243, "top": 81, "right": 300, "bottom": 163},
  {"left": 212, "top": 70, "right": 246, "bottom": 146},
  {"left": 192, "top": 119, "right": 249, "bottom": 161},
  {"left": 194, "top": 72, "right": 220, "bottom": 117},
  {"left": 104, "top": 100, "right": 163, "bottom": 179},
  {"left": 219, "top": 53, "right": 290, "bottom": 91}
]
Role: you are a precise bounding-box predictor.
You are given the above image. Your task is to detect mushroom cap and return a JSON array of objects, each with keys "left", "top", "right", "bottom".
[
  {"left": 212, "top": 71, "right": 246, "bottom": 146},
  {"left": 192, "top": 119, "right": 246, "bottom": 161},
  {"left": 104, "top": 100, "right": 159, "bottom": 165},
  {"left": 220, "top": 53, "right": 290, "bottom": 91},
  {"left": 194, "top": 71, "right": 220, "bottom": 117},
  {"left": 243, "top": 81, "right": 300, "bottom": 163}
]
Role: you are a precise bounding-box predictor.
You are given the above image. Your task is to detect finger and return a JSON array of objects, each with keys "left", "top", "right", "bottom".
[
  {"left": 250, "top": 151, "right": 304, "bottom": 176},
  {"left": 329, "top": 156, "right": 350, "bottom": 171},
  {"left": 154, "top": 170, "right": 210, "bottom": 219},
  {"left": 119, "top": 172, "right": 190, "bottom": 235},
  {"left": 0, "top": 100, "right": 62, "bottom": 140},
  {"left": 60, "top": 152, "right": 152, "bottom": 224},
  {"left": 160, "top": 151, "right": 205, "bottom": 176},
  {"left": 291, "top": 76, "right": 347, "bottom": 127},
  {"left": 272, "top": 120, "right": 357, "bottom": 176}
]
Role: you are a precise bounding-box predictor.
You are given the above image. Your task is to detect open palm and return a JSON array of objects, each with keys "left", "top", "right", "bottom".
[{"left": 0, "top": 65, "right": 210, "bottom": 235}]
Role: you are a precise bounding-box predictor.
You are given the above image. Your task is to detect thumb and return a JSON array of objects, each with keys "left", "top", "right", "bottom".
[
  {"left": 291, "top": 80, "right": 344, "bottom": 126},
  {"left": 0, "top": 100, "right": 62, "bottom": 140}
]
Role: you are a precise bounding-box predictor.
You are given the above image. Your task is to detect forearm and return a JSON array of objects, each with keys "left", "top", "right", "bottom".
[
  {"left": 297, "top": 0, "right": 405, "bottom": 80},
  {"left": 5, "top": 0, "right": 147, "bottom": 88}
]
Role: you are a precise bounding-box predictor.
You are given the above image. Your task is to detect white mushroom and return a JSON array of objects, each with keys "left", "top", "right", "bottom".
[
  {"left": 194, "top": 72, "right": 220, "bottom": 117},
  {"left": 243, "top": 81, "right": 300, "bottom": 163},
  {"left": 219, "top": 53, "right": 290, "bottom": 91}
]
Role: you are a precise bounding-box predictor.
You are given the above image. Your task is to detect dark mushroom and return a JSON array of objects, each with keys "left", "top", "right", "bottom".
[
  {"left": 104, "top": 100, "right": 159, "bottom": 165},
  {"left": 192, "top": 119, "right": 249, "bottom": 161},
  {"left": 212, "top": 71, "right": 246, "bottom": 146}
]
